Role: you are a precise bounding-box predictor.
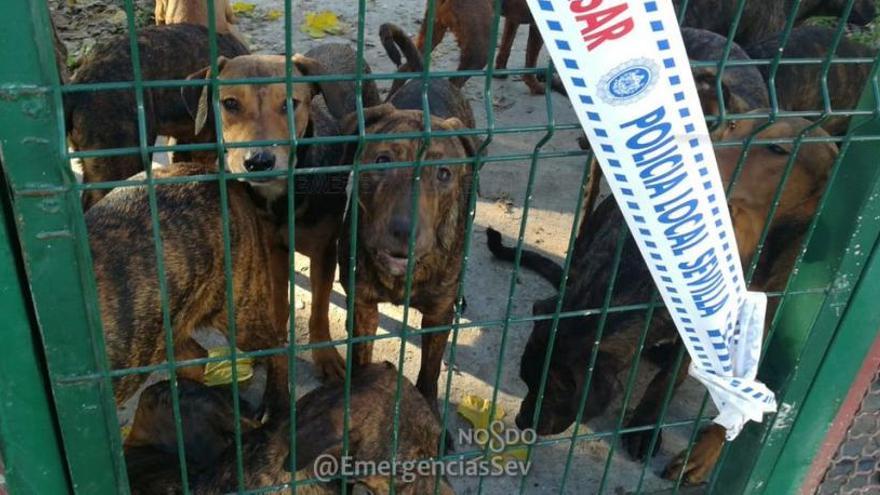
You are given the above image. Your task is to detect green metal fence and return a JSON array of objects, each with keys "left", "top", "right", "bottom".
[{"left": 1, "top": 0, "right": 880, "bottom": 493}]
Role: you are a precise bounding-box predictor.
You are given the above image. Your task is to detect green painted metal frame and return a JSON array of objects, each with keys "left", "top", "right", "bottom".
[
  {"left": 711, "top": 61, "right": 880, "bottom": 493},
  {"left": 0, "top": 172, "right": 70, "bottom": 494},
  {"left": 0, "top": 1, "right": 126, "bottom": 493},
  {"left": 1, "top": 0, "right": 880, "bottom": 493}
]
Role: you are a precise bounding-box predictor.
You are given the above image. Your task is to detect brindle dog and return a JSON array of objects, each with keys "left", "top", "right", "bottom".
[
  {"left": 387, "top": 0, "right": 493, "bottom": 95},
  {"left": 87, "top": 162, "right": 290, "bottom": 413},
  {"left": 181, "top": 49, "right": 379, "bottom": 381},
  {"left": 747, "top": 26, "right": 876, "bottom": 136},
  {"left": 65, "top": 24, "right": 248, "bottom": 209},
  {"left": 336, "top": 78, "right": 477, "bottom": 404},
  {"left": 489, "top": 116, "right": 837, "bottom": 484},
  {"left": 125, "top": 363, "right": 454, "bottom": 494},
  {"left": 673, "top": 0, "right": 876, "bottom": 45}
]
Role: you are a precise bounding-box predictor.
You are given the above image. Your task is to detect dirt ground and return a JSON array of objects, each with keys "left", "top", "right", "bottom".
[{"left": 51, "top": 1, "right": 716, "bottom": 493}]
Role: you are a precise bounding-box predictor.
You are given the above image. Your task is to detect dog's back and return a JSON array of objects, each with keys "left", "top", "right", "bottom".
[
  {"left": 87, "top": 162, "right": 288, "bottom": 405},
  {"left": 747, "top": 26, "right": 875, "bottom": 135}
]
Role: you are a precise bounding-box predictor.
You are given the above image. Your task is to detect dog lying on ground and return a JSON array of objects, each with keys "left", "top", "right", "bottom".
[
  {"left": 488, "top": 115, "right": 837, "bottom": 484},
  {"left": 336, "top": 73, "right": 477, "bottom": 404},
  {"left": 493, "top": 0, "right": 566, "bottom": 95},
  {"left": 747, "top": 26, "right": 875, "bottom": 136},
  {"left": 87, "top": 162, "right": 290, "bottom": 413},
  {"left": 385, "top": 0, "right": 492, "bottom": 96},
  {"left": 124, "top": 379, "right": 263, "bottom": 493},
  {"left": 673, "top": 0, "right": 876, "bottom": 45},
  {"left": 125, "top": 363, "right": 454, "bottom": 494},
  {"left": 181, "top": 48, "right": 379, "bottom": 381},
  {"left": 65, "top": 24, "right": 248, "bottom": 209}
]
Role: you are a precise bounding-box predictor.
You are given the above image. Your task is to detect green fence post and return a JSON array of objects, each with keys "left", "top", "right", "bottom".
[
  {"left": 762, "top": 227, "right": 880, "bottom": 493},
  {"left": 0, "top": 1, "right": 126, "bottom": 493},
  {"left": 0, "top": 172, "right": 71, "bottom": 494},
  {"left": 712, "top": 69, "right": 880, "bottom": 494}
]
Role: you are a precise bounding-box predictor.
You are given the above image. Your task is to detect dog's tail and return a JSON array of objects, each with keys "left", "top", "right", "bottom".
[
  {"left": 379, "top": 23, "right": 423, "bottom": 72},
  {"left": 486, "top": 227, "right": 564, "bottom": 287}
]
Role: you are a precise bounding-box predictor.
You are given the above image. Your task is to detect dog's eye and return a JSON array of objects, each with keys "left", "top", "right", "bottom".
[
  {"left": 437, "top": 167, "right": 452, "bottom": 182},
  {"left": 767, "top": 144, "right": 789, "bottom": 155},
  {"left": 222, "top": 98, "right": 240, "bottom": 112},
  {"left": 375, "top": 154, "right": 392, "bottom": 163}
]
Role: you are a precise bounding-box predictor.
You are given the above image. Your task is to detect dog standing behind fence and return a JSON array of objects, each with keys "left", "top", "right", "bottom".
[
  {"left": 385, "top": 0, "right": 492, "bottom": 96},
  {"left": 64, "top": 24, "right": 248, "bottom": 210},
  {"left": 336, "top": 70, "right": 477, "bottom": 404},
  {"left": 87, "top": 161, "right": 290, "bottom": 415},
  {"left": 180, "top": 48, "right": 380, "bottom": 381},
  {"left": 488, "top": 116, "right": 838, "bottom": 484}
]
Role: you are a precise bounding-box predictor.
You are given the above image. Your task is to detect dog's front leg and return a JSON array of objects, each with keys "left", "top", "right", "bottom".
[
  {"left": 309, "top": 240, "right": 346, "bottom": 381},
  {"left": 352, "top": 300, "right": 380, "bottom": 367},
  {"left": 522, "top": 23, "right": 546, "bottom": 95},
  {"left": 416, "top": 308, "right": 453, "bottom": 405}
]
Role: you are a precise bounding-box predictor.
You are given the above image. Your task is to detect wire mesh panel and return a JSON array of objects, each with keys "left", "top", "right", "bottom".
[
  {"left": 0, "top": 0, "right": 879, "bottom": 494},
  {"left": 817, "top": 369, "right": 880, "bottom": 495}
]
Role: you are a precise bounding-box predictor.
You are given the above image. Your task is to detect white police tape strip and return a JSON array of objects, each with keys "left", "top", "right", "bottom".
[{"left": 523, "top": 0, "right": 776, "bottom": 438}]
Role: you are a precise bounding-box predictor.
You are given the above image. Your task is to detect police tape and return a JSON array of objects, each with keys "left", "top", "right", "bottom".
[{"left": 523, "top": 0, "right": 776, "bottom": 438}]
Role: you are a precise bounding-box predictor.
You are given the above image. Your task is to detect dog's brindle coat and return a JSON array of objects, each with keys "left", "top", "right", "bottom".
[
  {"left": 489, "top": 116, "right": 837, "bottom": 484},
  {"left": 65, "top": 24, "right": 248, "bottom": 210},
  {"left": 673, "top": 0, "right": 875, "bottom": 45},
  {"left": 125, "top": 363, "right": 454, "bottom": 494},
  {"left": 181, "top": 50, "right": 379, "bottom": 381},
  {"left": 87, "top": 162, "right": 290, "bottom": 412},
  {"left": 336, "top": 79, "right": 476, "bottom": 403},
  {"left": 747, "top": 26, "right": 876, "bottom": 136}
]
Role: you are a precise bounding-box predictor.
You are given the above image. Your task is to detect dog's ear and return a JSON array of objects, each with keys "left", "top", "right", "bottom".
[
  {"left": 340, "top": 104, "right": 397, "bottom": 136},
  {"left": 438, "top": 117, "right": 479, "bottom": 158},
  {"left": 694, "top": 69, "right": 732, "bottom": 119},
  {"left": 338, "top": 104, "right": 398, "bottom": 165},
  {"left": 181, "top": 57, "right": 228, "bottom": 136},
  {"left": 292, "top": 53, "right": 351, "bottom": 120}
]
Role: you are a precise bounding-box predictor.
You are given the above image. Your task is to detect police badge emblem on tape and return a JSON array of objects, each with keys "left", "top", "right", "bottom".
[{"left": 524, "top": 0, "right": 777, "bottom": 439}]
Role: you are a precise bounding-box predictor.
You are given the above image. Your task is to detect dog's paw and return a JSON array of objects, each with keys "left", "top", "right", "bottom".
[
  {"left": 663, "top": 425, "right": 726, "bottom": 485},
  {"left": 622, "top": 428, "right": 662, "bottom": 461},
  {"left": 313, "top": 348, "right": 346, "bottom": 382}
]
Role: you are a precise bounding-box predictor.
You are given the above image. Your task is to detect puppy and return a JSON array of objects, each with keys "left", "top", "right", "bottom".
[
  {"left": 747, "top": 26, "right": 875, "bottom": 136},
  {"left": 181, "top": 49, "right": 379, "bottom": 381},
  {"left": 65, "top": 24, "right": 248, "bottom": 209},
  {"left": 386, "top": 0, "right": 493, "bottom": 95},
  {"left": 493, "top": 0, "right": 566, "bottom": 95},
  {"left": 336, "top": 78, "right": 477, "bottom": 404},
  {"left": 87, "top": 162, "right": 290, "bottom": 413},
  {"left": 125, "top": 363, "right": 454, "bottom": 494},
  {"left": 488, "top": 116, "right": 837, "bottom": 483},
  {"left": 125, "top": 379, "right": 262, "bottom": 493},
  {"left": 674, "top": 0, "right": 875, "bottom": 45}
]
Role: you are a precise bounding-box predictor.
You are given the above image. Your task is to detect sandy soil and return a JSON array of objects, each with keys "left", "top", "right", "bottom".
[{"left": 52, "top": 1, "right": 714, "bottom": 493}]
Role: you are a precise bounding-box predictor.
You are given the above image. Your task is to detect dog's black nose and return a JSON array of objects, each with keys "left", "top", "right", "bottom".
[
  {"left": 244, "top": 151, "right": 276, "bottom": 172},
  {"left": 389, "top": 215, "right": 412, "bottom": 242}
]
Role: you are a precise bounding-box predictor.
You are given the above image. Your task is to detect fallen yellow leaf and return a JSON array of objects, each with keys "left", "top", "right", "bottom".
[
  {"left": 300, "top": 10, "right": 348, "bottom": 39},
  {"left": 265, "top": 9, "right": 283, "bottom": 21},
  {"left": 232, "top": 2, "right": 256, "bottom": 16}
]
